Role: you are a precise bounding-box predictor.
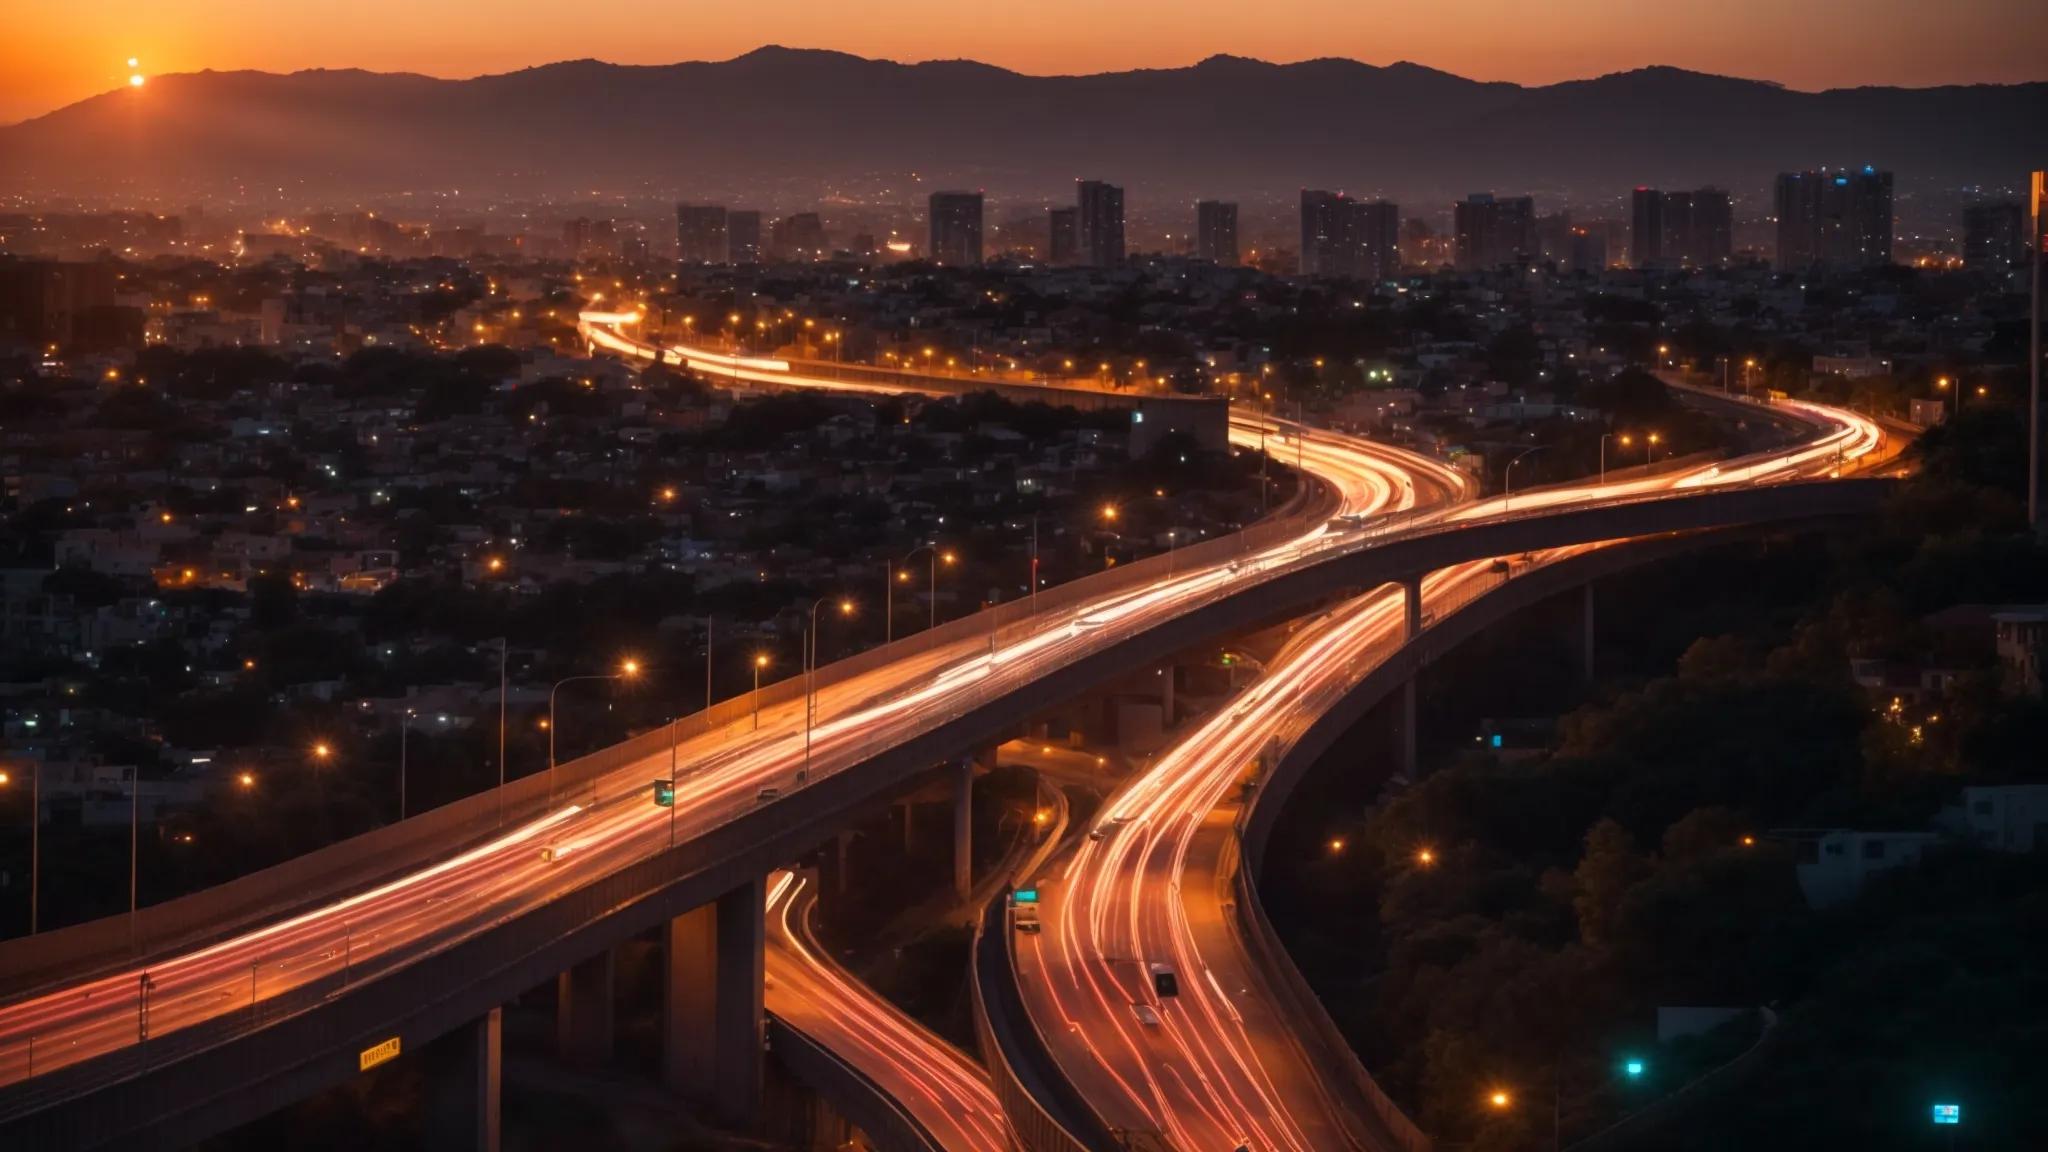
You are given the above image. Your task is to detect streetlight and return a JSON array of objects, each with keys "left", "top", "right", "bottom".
[
  {"left": 0, "top": 766, "right": 38, "bottom": 934},
  {"left": 1645, "top": 432, "right": 1661, "bottom": 465},
  {"left": 804, "top": 598, "right": 855, "bottom": 784},
  {"left": 752, "top": 654, "right": 770, "bottom": 730},
  {"left": 548, "top": 659, "right": 640, "bottom": 807},
  {"left": 895, "top": 544, "right": 953, "bottom": 638},
  {"left": 1415, "top": 847, "right": 1436, "bottom": 867},
  {"left": 1504, "top": 445, "right": 1548, "bottom": 509},
  {"left": 1489, "top": 1090, "right": 1512, "bottom": 1110},
  {"left": 1935, "top": 375, "right": 1956, "bottom": 420}
]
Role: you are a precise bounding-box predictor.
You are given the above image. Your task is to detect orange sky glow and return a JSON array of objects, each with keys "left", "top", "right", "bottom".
[{"left": 3, "top": 0, "right": 2041, "bottom": 125}]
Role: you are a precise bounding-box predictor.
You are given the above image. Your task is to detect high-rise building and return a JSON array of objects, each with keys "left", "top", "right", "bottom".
[
  {"left": 1047, "top": 207, "right": 1079, "bottom": 265},
  {"left": 1690, "top": 188, "right": 1733, "bottom": 266},
  {"left": 676, "top": 205, "right": 729, "bottom": 264},
  {"left": 1963, "top": 202, "right": 2025, "bottom": 272},
  {"left": 1658, "top": 191, "right": 1695, "bottom": 265},
  {"left": 1776, "top": 168, "right": 1893, "bottom": 269},
  {"left": 1630, "top": 187, "right": 1664, "bottom": 266},
  {"left": 1567, "top": 226, "right": 1609, "bottom": 274},
  {"left": 1453, "top": 193, "right": 1537, "bottom": 269},
  {"left": 1631, "top": 187, "right": 1732, "bottom": 267},
  {"left": 1299, "top": 190, "right": 1345, "bottom": 276},
  {"left": 0, "top": 259, "right": 122, "bottom": 349},
  {"left": 1077, "top": 180, "right": 1125, "bottom": 267},
  {"left": 727, "top": 211, "right": 762, "bottom": 264},
  {"left": 769, "top": 213, "right": 827, "bottom": 262},
  {"left": 1196, "top": 201, "right": 1239, "bottom": 265},
  {"left": 928, "top": 191, "right": 985, "bottom": 266},
  {"left": 1299, "top": 191, "right": 1399, "bottom": 279}
]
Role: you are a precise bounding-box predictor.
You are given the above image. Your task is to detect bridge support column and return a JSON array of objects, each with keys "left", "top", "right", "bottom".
[
  {"left": 663, "top": 876, "right": 766, "bottom": 1130},
  {"left": 954, "top": 755, "right": 976, "bottom": 901},
  {"left": 826, "top": 830, "right": 853, "bottom": 896},
  {"left": 1398, "top": 575, "right": 1424, "bottom": 781},
  {"left": 1582, "top": 581, "right": 1596, "bottom": 682},
  {"left": 556, "top": 950, "right": 614, "bottom": 1066},
  {"left": 426, "top": 1007, "right": 502, "bottom": 1152}
]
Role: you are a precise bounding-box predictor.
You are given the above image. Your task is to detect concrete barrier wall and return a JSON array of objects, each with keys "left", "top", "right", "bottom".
[
  {"left": 0, "top": 467, "right": 1333, "bottom": 997},
  {"left": 0, "top": 496, "right": 1888, "bottom": 1147},
  {"left": 1220, "top": 835, "right": 1433, "bottom": 1152},
  {"left": 969, "top": 898, "right": 1116, "bottom": 1152}
]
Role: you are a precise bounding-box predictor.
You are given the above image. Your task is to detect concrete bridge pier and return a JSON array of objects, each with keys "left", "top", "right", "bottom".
[
  {"left": 555, "top": 950, "right": 614, "bottom": 1066},
  {"left": 663, "top": 875, "right": 766, "bottom": 1130},
  {"left": 1398, "top": 575, "right": 1424, "bottom": 781},
  {"left": 425, "top": 1006, "right": 502, "bottom": 1152},
  {"left": 953, "top": 754, "right": 978, "bottom": 901}
]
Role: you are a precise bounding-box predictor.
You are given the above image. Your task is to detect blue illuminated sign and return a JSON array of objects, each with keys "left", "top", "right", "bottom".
[
  {"left": 1013, "top": 888, "right": 1040, "bottom": 904},
  {"left": 1932, "top": 1104, "right": 1961, "bottom": 1126},
  {"left": 1490, "top": 734, "right": 1503, "bottom": 749}
]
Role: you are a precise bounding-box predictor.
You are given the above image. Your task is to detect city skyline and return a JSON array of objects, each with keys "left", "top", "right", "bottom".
[{"left": 5, "top": 0, "right": 2045, "bottom": 124}]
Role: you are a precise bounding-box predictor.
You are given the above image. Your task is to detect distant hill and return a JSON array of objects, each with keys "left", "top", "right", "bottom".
[{"left": 3, "top": 48, "right": 2042, "bottom": 206}]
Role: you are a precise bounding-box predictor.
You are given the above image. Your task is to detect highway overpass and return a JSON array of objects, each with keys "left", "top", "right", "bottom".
[{"left": 0, "top": 316, "right": 1896, "bottom": 1149}]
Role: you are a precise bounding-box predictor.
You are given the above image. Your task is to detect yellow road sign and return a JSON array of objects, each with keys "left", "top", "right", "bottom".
[{"left": 358, "top": 1036, "right": 401, "bottom": 1072}]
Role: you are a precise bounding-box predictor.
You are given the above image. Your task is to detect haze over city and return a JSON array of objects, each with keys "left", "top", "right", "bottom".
[{"left": 0, "top": 4, "right": 2043, "bottom": 1152}]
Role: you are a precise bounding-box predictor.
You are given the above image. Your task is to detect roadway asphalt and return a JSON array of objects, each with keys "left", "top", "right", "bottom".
[
  {"left": 0, "top": 317, "right": 1886, "bottom": 1150},
  {"left": 0, "top": 333, "right": 1456, "bottom": 1099},
  {"left": 1011, "top": 399, "right": 1894, "bottom": 1152},
  {"left": 765, "top": 870, "right": 1008, "bottom": 1152}
]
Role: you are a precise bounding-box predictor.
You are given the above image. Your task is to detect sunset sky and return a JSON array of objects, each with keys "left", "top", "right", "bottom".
[{"left": 4, "top": 0, "right": 2041, "bottom": 124}]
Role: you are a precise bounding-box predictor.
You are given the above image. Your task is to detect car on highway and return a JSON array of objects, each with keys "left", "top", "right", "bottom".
[
  {"left": 756, "top": 786, "right": 782, "bottom": 803},
  {"left": 1150, "top": 962, "right": 1179, "bottom": 998},
  {"left": 1132, "top": 1003, "right": 1160, "bottom": 1027}
]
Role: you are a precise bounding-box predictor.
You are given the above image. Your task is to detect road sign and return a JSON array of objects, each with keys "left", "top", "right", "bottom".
[
  {"left": 652, "top": 778, "right": 675, "bottom": 807},
  {"left": 1013, "top": 887, "right": 1039, "bottom": 904},
  {"left": 1932, "top": 1103, "right": 1961, "bottom": 1126},
  {"left": 359, "top": 1036, "right": 401, "bottom": 1072}
]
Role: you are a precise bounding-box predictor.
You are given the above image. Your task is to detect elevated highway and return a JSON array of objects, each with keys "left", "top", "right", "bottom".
[{"left": 0, "top": 317, "right": 1894, "bottom": 1149}]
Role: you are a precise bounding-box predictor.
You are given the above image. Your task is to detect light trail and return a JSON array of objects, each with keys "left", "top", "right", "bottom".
[
  {"left": 765, "top": 871, "right": 1009, "bottom": 1152},
  {"left": 0, "top": 310, "right": 1885, "bottom": 1144},
  {"left": 1015, "top": 398, "right": 1896, "bottom": 1152}
]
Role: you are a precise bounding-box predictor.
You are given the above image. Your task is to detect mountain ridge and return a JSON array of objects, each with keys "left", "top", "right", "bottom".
[{"left": 3, "top": 48, "right": 2041, "bottom": 204}]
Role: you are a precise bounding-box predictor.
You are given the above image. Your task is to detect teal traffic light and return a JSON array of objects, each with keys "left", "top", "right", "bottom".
[{"left": 1622, "top": 1058, "right": 1645, "bottom": 1079}]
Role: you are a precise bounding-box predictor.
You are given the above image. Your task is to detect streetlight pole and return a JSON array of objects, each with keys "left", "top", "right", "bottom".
[
  {"left": 1029, "top": 514, "right": 1040, "bottom": 612},
  {"left": 899, "top": 544, "right": 950, "bottom": 634},
  {"left": 1504, "top": 445, "right": 1548, "bottom": 509},
  {"left": 548, "top": 661, "right": 639, "bottom": 808},
  {"left": 804, "top": 598, "right": 851, "bottom": 784},
  {"left": 1599, "top": 432, "right": 1615, "bottom": 485},
  {"left": 753, "top": 654, "right": 768, "bottom": 730},
  {"left": 705, "top": 616, "right": 714, "bottom": 715}
]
